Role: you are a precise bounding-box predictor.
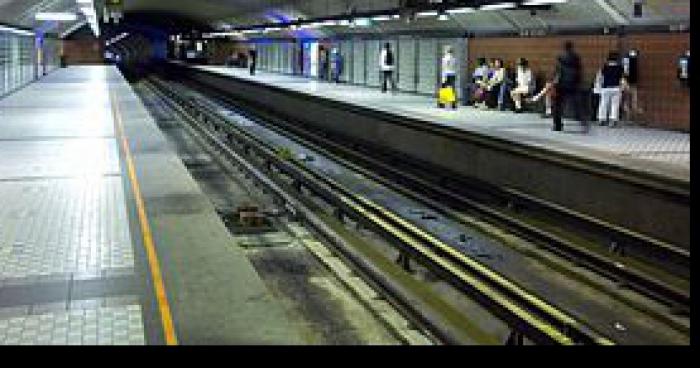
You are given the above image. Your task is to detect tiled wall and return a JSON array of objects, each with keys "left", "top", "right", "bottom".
[
  {"left": 624, "top": 33, "right": 690, "bottom": 131},
  {"left": 207, "top": 40, "right": 250, "bottom": 65},
  {"left": 468, "top": 33, "right": 690, "bottom": 131},
  {"left": 1, "top": 29, "right": 61, "bottom": 98},
  {"left": 253, "top": 37, "right": 466, "bottom": 97},
  {"left": 1, "top": 31, "right": 33, "bottom": 96}
]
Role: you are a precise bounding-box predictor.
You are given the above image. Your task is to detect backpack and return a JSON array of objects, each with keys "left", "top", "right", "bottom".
[{"left": 385, "top": 49, "right": 394, "bottom": 66}]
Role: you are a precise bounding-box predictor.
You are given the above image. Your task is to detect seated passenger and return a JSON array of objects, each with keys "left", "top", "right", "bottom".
[
  {"left": 510, "top": 58, "right": 534, "bottom": 113},
  {"left": 469, "top": 58, "right": 490, "bottom": 106},
  {"left": 474, "top": 59, "right": 494, "bottom": 108},
  {"left": 526, "top": 77, "right": 555, "bottom": 118},
  {"left": 498, "top": 60, "right": 519, "bottom": 110},
  {"left": 477, "top": 58, "right": 505, "bottom": 109}
]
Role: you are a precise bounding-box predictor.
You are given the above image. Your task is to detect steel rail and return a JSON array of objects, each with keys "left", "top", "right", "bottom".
[
  {"left": 147, "top": 77, "right": 616, "bottom": 345},
  {"left": 173, "top": 76, "right": 689, "bottom": 312}
]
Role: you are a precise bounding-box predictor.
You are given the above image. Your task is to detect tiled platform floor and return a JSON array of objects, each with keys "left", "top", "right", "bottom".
[
  {"left": 0, "top": 67, "right": 145, "bottom": 345},
  {"left": 1, "top": 66, "right": 304, "bottom": 345},
  {"left": 190, "top": 65, "right": 689, "bottom": 179}
]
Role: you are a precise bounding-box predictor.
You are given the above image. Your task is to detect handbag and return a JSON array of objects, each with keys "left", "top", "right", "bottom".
[
  {"left": 439, "top": 87, "right": 457, "bottom": 104},
  {"left": 593, "top": 70, "right": 603, "bottom": 94}
]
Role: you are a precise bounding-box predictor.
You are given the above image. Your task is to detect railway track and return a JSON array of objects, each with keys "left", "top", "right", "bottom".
[
  {"left": 141, "top": 76, "right": 688, "bottom": 345},
  {"left": 172, "top": 75, "right": 690, "bottom": 313}
]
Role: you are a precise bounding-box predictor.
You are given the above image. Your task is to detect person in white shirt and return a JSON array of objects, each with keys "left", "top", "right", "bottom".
[
  {"left": 510, "top": 58, "right": 534, "bottom": 113},
  {"left": 380, "top": 43, "right": 397, "bottom": 93},
  {"left": 442, "top": 47, "right": 457, "bottom": 89},
  {"left": 469, "top": 58, "right": 490, "bottom": 106},
  {"left": 479, "top": 58, "right": 504, "bottom": 108}
]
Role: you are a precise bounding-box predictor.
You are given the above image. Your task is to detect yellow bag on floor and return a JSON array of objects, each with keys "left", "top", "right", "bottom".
[{"left": 438, "top": 87, "right": 456, "bottom": 105}]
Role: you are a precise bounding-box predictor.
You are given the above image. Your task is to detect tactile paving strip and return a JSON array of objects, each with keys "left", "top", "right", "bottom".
[
  {"left": 0, "top": 177, "right": 133, "bottom": 280},
  {"left": 0, "top": 302, "right": 145, "bottom": 345}
]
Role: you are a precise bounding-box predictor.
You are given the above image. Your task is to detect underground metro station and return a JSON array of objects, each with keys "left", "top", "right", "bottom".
[{"left": 0, "top": 0, "right": 691, "bottom": 346}]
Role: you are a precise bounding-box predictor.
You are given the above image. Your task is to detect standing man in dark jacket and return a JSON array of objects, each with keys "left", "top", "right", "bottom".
[
  {"left": 553, "top": 41, "right": 588, "bottom": 132},
  {"left": 248, "top": 48, "right": 257, "bottom": 76}
]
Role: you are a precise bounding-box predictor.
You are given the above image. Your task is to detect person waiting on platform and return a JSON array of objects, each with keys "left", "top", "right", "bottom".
[
  {"left": 526, "top": 77, "right": 555, "bottom": 118},
  {"left": 510, "top": 58, "right": 534, "bottom": 113},
  {"left": 441, "top": 46, "right": 458, "bottom": 109},
  {"left": 552, "top": 41, "right": 587, "bottom": 132},
  {"left": 248, "top": 48, "right": 257, "bottom": 76},
  {"left": 477, "top": 58, "right": 505, "bottom": 109},
  {"left": 380, "top": 43, "right": 397, "bottom": 93},
  {"left": 498, "top": 60, "right": 516, "bottom": 110},
  {"left": 595, "top": 52, "right": 625, "bottom": 128},
  {"left": 330, "top": 47, "right": 343, "bottom": 83},
  {"left": 469, "top": 58, "right": 490, "bottom": 106},
  {"left": 318, "top": 46, "right": 328, "bottom": 81}
]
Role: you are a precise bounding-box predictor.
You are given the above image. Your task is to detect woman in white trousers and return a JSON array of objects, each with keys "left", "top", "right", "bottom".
[{"left": 596, "top": 52, "right": 624, "bottom": 127}]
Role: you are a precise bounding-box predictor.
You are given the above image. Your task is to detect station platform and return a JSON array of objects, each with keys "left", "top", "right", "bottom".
[
  {"left": 0, "top": 66, "right": 303, "bottom": 345},
  {"left": 170, "top": 62, "right": 690, "bottom": 249},
  {"left": 189, "top": 64, "right": 689, "bottom": 182}
]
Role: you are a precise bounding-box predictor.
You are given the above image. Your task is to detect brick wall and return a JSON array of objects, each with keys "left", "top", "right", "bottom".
[
  {"left": 208, "top": 40, "right": 251, "bottom": 65},
  {"left": 468, "top": 33, "right": 689, "bottom": 131},
  {"left": 623, "top": 33, "right": 690, "bottom": 131},
  {"left": 61, "top": 40, "right": 104, "bottom": 65}
]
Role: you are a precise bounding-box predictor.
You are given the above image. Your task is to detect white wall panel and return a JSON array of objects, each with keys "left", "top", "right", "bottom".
[
  {"left": 398, "top": 37, "right": 416, "bottom": 92},
  {"left": 365, "top": 40, "right": 381, "bottom": 87},
  {"left": 351, "top": 39, "right": 366, "bottom": 85},
  {"left": 416, "top": 38, "right": 438, "bottom": 95}
]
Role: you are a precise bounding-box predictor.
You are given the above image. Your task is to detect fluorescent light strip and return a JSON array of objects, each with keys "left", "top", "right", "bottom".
[
  {"left": 416, "top": 10, "right": 439, "bottom": 17},
  {"left": 0, "top": 24, "right": 35, "bottom": 36},
  {"left": 354, "top": 18, "right": 371, "bottom": 26},
  {"left": 480, "top": 2, "right": 517, "bottom": 10},
  {"left": 372, "top": 15, "right": 392, "bottom": 21},
  {"left": 446, "top": 7, "right": 475, "bottom": 14},
  {"left": 522, "top": 0, "right": 567, "bottom": 5},
  {"left": 35, "top": 12, "right": 78, "bottom": 21}
]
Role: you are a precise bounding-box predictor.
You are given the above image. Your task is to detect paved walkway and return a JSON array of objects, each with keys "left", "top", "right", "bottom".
[
  {"left": 0, "top": 66, "right": 146, "bottom": 345},
  {"left": 0, "top": 66, "right": 304, "bottom": 345}
]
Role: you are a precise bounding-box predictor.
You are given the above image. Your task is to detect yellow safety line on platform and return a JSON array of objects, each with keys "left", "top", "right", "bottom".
[{"left": 110, "top": 91, "right": 179, "bottom": 346}]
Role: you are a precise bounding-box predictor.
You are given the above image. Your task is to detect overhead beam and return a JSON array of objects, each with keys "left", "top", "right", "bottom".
[{"left": 593, "top": 0, "right": 631, "bottom": 25}]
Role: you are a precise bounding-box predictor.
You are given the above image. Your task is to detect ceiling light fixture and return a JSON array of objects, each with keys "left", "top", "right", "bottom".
[
  {"left": 0, "top": 24, "right": 34, "bottom": 36},
  {"left": 35, "top": 12, "right": 78, "bottom": 21},
  {"left": 416, "top": 10, "right": 439, "bottom": 18},
  {"left": 371, "top": 15, "right": 392, "bottom": 21},
  {"left": 446, "top": 7, "right": 475, "bottom": 14},
  {"left": 522, "top": 0, "right": 567, "bottom": 5},
  {"left": 480, "top": 2, "right": 517, "bottom": 11}
]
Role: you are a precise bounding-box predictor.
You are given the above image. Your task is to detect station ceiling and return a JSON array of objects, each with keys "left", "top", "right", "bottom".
[{"left": 0, "top": 0, "right": 690, "bottom": 37}]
